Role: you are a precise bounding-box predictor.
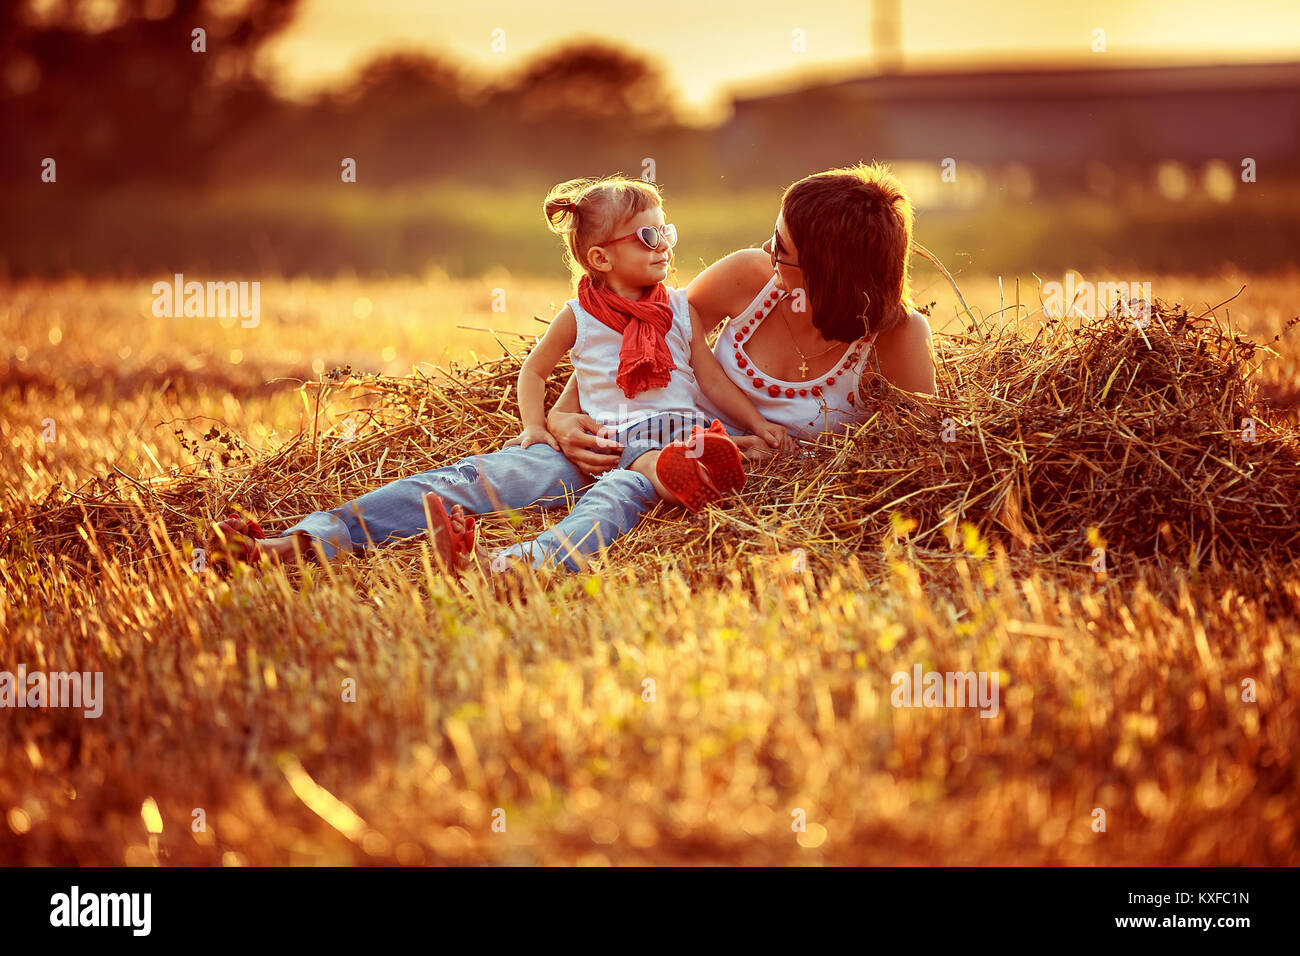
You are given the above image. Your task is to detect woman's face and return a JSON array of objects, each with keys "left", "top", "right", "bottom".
[{"left": 762, "top": 209, "right": 802, "bottom": 295}]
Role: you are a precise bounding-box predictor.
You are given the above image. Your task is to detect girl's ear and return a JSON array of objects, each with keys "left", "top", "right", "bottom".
[{"left": 586, "top": 245, "right": 613, "bottom": 274}]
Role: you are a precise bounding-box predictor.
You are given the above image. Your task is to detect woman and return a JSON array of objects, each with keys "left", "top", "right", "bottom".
[{"left": 547, "top": 161, "right": 936, "bottom": 477}]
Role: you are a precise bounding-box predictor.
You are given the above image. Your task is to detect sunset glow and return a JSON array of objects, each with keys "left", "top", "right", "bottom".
[{"left": 261, "top": 0, "right": 1300, "bottom": 119}]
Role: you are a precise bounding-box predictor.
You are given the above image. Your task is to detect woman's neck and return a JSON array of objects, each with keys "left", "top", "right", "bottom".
[
  {"left": 776, "top": 298, "right": 843, "bottom": 347},
  {"left": 777, "top": 295, "right": 904, "bottom": 344}
]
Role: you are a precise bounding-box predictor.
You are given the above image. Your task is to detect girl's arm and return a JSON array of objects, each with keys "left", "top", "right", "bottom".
[
  {"left": 688, "top": 304, "right": 763, "bottom": 433},
  {"left": 514, "top": 313, "right": 623, "bottom": 470},
  {"left": 688, "top": 304, "right": 792, "bottom": 450},
  {"left": 513, "top": 306, "right": 577, "bottom": 446}
]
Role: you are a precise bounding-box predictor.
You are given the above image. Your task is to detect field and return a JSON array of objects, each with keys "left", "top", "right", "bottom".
[
  {"left": 7, "top": 180, "right": 1300, "bottom": 278},
  {"left": 2, "top": 266, "right": 1299, "bottom": 865}
]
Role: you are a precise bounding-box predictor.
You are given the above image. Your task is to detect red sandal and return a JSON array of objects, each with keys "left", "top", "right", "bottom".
[
  {"left": 423, "top": 493, "right": 478, "bottom": 574},
  {"left": 655, "top": 419, "right": 746, "bottom": 512},
  {"left": 209, "top": 513, "right": 267, "bottom": 564}
]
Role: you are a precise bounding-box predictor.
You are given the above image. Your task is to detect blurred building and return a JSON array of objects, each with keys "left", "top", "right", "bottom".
[{"left": 718, "top": 60, "right": 1300, "bottom": 194}]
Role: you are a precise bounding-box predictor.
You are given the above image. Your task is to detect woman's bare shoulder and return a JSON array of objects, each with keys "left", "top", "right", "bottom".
[
  {"left": 686, "top": 249, "right": 772, "bottom": 317},
  {"left": 876, "top": 307, "right": 936, "bottom": 395},
  {"left": 901, "top": 307, "right": 934, "bottom": 343}
]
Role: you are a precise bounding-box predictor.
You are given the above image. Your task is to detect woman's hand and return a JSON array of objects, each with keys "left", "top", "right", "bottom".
[
  {"left": 545, "top": 409, "right": 624, "bottom": 475},
  {"left": 502, "top": 423, "right": 560, "bottom": 452}
]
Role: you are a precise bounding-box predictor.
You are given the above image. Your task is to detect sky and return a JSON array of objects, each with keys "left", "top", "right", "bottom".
[{"left": 260, "top": 0, "right": 1300, "bottom": 121}]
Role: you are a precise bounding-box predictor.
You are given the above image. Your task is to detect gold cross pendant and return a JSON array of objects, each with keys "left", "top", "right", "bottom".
[{"left": 799, "top": 359, "right": 809, "bottom": 377}]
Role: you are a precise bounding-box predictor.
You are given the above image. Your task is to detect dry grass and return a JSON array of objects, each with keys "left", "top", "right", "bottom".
[
  {"left": 10, "top": 293, "right": 1299, "bottom": 584},
  {"left": 2, "top": 274, "right": 1299, "bottom": 865}
]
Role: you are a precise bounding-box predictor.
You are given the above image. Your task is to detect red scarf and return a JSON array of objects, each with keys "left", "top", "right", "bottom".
[{"left": 578, "top": 275, "right": 677, "bottom": 399}]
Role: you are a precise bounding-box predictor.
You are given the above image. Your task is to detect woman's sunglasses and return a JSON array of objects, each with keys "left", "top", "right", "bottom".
[
  {"left": 770, "top": 229, "right": 799, "bottom": 268},
  {"left": 603, "top": 223, "right": 678, "bottom": 252}
]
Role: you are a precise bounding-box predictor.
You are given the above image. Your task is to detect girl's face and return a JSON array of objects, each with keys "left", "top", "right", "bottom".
[
  {"left": 587, "top": 206, "right": 674, "bottom": 289},
  {"left": 762, "top": 209, "right": 802, "bottom": 295}
]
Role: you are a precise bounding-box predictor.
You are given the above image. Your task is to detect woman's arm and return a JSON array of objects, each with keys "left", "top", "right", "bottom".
[
  {"left": 540, "top": 369, "right": 626, "bottom": 475},
  {"left": 730, "top": 434, "right": 781, "bottom": 461},
  {"left": 685, "top": 248, "right": 773, "bottom": 339},
  {"left": 551, "top": 372, "right": 581, "bottom": 415}
]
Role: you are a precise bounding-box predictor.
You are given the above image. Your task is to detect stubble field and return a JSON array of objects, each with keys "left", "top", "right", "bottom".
[{"left": 2, "top": 268, "right": 1298, "bottom": 864}]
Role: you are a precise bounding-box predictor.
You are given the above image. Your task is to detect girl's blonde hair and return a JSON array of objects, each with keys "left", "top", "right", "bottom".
[{"left": 543, "top": 175, "right": 664, "bottom": 288}]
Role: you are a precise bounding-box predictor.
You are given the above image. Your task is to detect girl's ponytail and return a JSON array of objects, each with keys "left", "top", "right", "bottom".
[{"left": 543, "top": 179, "right": 590, "bottom": 235}]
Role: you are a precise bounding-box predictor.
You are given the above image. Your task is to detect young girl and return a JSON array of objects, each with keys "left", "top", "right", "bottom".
[
  {"left": 209, "top": 175, "right": 791, "bottom": 577},
  {"left": 510, "top": 176, "right": 791, "bottom": 505}
]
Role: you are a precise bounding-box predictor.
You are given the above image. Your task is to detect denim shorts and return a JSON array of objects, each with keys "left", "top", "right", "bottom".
[{"left": 612, "top": 411, "right": 744, "bottom": 470}]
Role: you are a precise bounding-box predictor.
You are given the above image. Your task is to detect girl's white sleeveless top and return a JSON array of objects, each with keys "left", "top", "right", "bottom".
[
  {"left": 568, "top": 285, "right": 705, "bottom": 429},
  {"left": 696, "top": 274, "right": 880, "bottom": 441}
]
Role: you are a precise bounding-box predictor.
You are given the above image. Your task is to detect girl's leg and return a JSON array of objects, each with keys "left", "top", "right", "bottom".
[
  {"left": 488, "top": 413, "right": 704, "bottom": 573},
  {"left": 276, "top": 443, "right": 590, "bottom": 561},
  {"left": 489, "top": 412, "right": 744, "bottom": 574},
  {"left": 608, "top": 410, "right": 713, "bottom": 506},
  {"left": 630, "top": 419, "right": 747, "bottom": 513},
  {"left": 626, "top": 449, "right": 679, "bottom": 506},
  {"left": 493, "top": 468, "right": 659, "bottom": 573}
]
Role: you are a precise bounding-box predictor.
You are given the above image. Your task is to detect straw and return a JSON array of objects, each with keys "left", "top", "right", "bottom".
[{"left": 5, "top": 298, "right": 1298, "bottom": 587}]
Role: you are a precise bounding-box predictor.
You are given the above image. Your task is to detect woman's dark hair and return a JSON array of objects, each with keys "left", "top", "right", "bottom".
[{"left": 781, "top": 162, "right": 914, "bottom": 341}]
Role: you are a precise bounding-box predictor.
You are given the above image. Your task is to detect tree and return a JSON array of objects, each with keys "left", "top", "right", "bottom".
[
  {"left": 492, "top": 41, "right": 680, "bottom": 129},
  {"left": 0, "top": 0, "right": 302, "bottom": 184}
]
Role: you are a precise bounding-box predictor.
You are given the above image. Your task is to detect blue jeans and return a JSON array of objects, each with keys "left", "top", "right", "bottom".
[{"left": 280, "top": 415, "right": 745, "bottom": 573}]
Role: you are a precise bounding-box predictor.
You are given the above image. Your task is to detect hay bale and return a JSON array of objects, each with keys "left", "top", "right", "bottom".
[
  {"left": 654, "top": 298, "right": 1300, "bottom": 581},
  {"left": 5, "top": 299, "right": 1298, "bottom": 583}
]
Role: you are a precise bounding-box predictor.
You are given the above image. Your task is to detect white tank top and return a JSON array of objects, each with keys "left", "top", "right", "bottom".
[
  {"left": 568, "top": 285, "right": 705, "bottom": 429},
  {"left": 697, "top": 275, "right": 879, "bottom": 441}
]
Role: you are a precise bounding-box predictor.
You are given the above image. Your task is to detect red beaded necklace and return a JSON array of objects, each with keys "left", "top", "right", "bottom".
[{"left": 731, "top": 286, "right": 868, "bottom": 400}]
